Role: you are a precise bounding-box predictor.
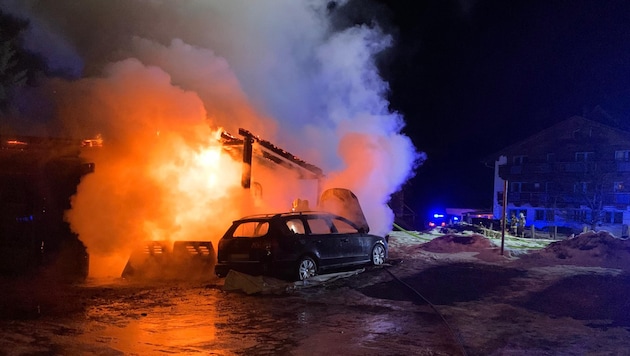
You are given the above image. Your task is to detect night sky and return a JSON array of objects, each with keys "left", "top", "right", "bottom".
[{"left": 369, "top": 0, "right": 630, "bottom": 220}]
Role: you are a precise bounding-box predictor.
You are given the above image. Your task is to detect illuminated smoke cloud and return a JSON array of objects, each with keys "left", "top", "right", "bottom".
[
  {"left": 50, "top": 58, "right": 246, "bottom": 277},
  {"left": 1, "top": 0, "right": 423, "bottom": 275}
]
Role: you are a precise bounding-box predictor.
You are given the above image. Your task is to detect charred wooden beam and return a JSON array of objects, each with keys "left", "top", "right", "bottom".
[{"left": 237, "top": 128, "right": 323, "bottom": 178}]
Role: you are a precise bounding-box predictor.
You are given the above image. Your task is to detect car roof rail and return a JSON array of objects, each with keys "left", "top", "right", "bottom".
[{"left": 237, "top": 210, "right": 336, "bottom": 221}]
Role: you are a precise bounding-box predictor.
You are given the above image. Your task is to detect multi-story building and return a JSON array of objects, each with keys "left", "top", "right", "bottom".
[{"left": 487, "top": 116, "right": 630, "bottom": 237}]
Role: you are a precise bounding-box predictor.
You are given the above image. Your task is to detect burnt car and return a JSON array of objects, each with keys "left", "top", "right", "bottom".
[{"left": 214, "top": 211, "right": 388, "bottom": 281}]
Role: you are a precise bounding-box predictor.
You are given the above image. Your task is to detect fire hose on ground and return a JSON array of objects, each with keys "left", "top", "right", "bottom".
[
  {"left": 392, "top": 222, "right": 425, "bottom": 240},
  {"left": 383, "top": 267, "right": 468, "bottom": 356},
  {"left": 385, "top": 223, "right": 468, "bottom": 356}
]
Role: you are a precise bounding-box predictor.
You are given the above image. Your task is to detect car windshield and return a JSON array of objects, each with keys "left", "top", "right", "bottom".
[
  {"left": 331, "top": 217, "right": 358, "bottom": 233},
  {"left": 233, "top": 221, "right": 269, "bottom": 238},
  {"left": 307, "top": 217, "right": 333, "bottom": 234}
]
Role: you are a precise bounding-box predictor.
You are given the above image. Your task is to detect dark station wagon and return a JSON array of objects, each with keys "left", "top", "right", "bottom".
[{"left": 214, "top": 211, "right": 388, "bottom": 281}]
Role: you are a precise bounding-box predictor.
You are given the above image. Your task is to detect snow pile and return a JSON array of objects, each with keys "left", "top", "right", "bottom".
[
  {"left": 389, "top": 228, "right": 630, "bottom": 271},
  {"left": 386, "top": 228, "right": 460, "bottom": 259},
  {"left": 388, "top": 229, "right": 439, "bottom": 245},
  {"left": 387, "top": 228, "right": 537, "bottom": 260},
  {"left": 518, "top": 231, "right": 630, "bottom": 271}
]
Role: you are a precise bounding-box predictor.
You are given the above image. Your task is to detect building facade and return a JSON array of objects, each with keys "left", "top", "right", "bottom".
[{"left": 488, "top": 116, "right": 630, "bottom": 237}]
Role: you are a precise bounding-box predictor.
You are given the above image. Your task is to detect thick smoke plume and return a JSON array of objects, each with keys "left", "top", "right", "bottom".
[{"left": 1, "top": 0, "right": 423, "bottom": 277}]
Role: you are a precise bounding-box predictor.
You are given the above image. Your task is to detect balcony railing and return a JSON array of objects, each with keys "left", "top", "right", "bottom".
[
  {"left": 604, "top": 193, "right": 630, "bottom": 205},
  {"left": 507, "top": 192, "right": 549, "bottom": 205},
  {"left": 499, "top": 161, "right": 625, "bottom": 177},
  {"left": 563, "top": 162, "right": 588, "bottom": 172},
  {"left": 617, "top": 162, "right": 630, "bottom": 172},
  {"left": 507, "top": 192, "right": 630, "bottom": 207}
]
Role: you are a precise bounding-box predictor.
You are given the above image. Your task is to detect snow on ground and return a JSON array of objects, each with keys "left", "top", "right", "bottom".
[
  {"left": 388, "top": 224, "right": 630, "bottom": 271},
  {"left": 388, "top": 225, "right": 554, "bottom": 254},
  {"left": 383, "top": 224, "right": 630, "bottom": 355}
]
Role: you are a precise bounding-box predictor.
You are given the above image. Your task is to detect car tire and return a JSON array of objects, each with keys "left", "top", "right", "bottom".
[
  {"left": 371, "top": 244, "right": 386, "bottom": 265},
  {"left": 297, "top": 256, "right": 317, "bottom": 281}
]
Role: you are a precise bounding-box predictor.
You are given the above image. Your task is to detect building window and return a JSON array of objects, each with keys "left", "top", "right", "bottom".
[
  {"left": 605, "top": 211, "right": 612, "bottom": 224},
  {"left": 573, "top": 128, "right": 593, "bottom": 139},
  {"left": 511, "top": 182, "right": 523, "bottom": 192},
  {"left": 614, "top": 182, "right": 625, "bottom": 192},
  {"left": 571, "top": 209, "right": 588, "bottom": 222},
  {"left": 574, "top": 182, "right": 589, "bottom": 193},
  {"left": 535, "top": 209, "right": 554, "bottom": 221},
  {"left": 545, "top": 182, "right": 553, "bottom": 192},
  {"left": 513, "top": 155, "right": 528, "bottom": 165},
  {"left": 575, "top": 152, "right": 594, "bottom": 162},
  {"left": 615, "top": 150, "right": 630, "bottom": 161},
  {"left": 603, "top": 211, "right": 624, "bottom": 224}
]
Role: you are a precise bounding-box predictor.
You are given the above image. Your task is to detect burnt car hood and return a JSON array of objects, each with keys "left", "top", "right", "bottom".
[{"left": 318, "top": 188, "right": 369, "bottom": 233}]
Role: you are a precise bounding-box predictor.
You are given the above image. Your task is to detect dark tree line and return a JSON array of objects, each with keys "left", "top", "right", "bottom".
[{"left": 0, "top": 11, "right": 46, "bottom": 114}]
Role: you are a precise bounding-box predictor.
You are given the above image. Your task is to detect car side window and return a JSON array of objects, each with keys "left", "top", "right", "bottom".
[
  {"left": 331, "top": 217, "right": 358, "bottom": 234},
  {"left": 307, "top": 217, "right": 333, "bottom": 234},
  {"left": 286, "top": 219, "right": 305, "bottom": 234},
  {"left": 233, "top": 221, "right": 269, "bottom": 238}
]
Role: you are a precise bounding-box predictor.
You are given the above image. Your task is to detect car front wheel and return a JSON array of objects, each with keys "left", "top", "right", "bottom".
[
  {"left": 297, "top": 256, "right": 317, "bottom": 281},
  {"left": 371, "top": 244, "right": 386, "bottom": 265}
]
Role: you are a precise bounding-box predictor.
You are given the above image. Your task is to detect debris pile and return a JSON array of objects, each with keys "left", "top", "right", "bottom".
[
  {"left": 419, "top": 234, "right": 496, "bottom": 253},
  {"left": 519, "top": 231, "right": 630, "bottom": 271}
]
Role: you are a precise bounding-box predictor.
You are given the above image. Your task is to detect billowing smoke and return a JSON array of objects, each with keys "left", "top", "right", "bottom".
[{"left": 1, "top": 0, "right": 423, "bottom": 277}]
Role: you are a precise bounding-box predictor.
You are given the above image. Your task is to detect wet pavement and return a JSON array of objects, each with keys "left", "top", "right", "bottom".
[
  {"left": 519, "top": 273, "right": 630, "bottom": 328},
  {"left": 0, "top": 269, "right": 459, "bottom": 355},
  {"left": 1, "top": 260, "right": 629, "bottom": 355}
]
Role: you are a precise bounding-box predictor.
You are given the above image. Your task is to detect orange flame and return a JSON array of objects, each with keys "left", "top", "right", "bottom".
[{"left": 68, "top": 124, "right": 247, "bottom": 278}]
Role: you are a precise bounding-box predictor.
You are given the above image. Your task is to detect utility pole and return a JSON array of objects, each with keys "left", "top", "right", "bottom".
[{"left": 501, "top": 179, "right": 508, "bottom": 255}]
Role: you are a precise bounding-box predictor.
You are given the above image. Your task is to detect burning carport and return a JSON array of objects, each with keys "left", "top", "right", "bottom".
[
  {"left": 121, "top": 128, "right": 327, "bottom": 280},
  {"left": 221, "top": 128, "right": 324, "bottom": 208}
]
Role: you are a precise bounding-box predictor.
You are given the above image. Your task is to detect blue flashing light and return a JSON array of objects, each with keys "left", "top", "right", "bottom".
[{"left": 433, "top": 213, "right": 444, "bottom": 218}]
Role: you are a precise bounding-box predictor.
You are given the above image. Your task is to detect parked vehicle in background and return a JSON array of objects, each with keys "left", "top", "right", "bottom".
[{"left": 215, "top": 211, "right": 388, "bottom": 281}]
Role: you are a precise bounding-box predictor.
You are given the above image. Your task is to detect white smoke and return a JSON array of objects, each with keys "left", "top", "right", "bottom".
[{"left": 2, "top": 0, "right": 422, "bottom": 239}]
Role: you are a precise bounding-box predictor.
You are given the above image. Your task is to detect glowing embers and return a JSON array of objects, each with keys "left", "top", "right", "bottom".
[
  {"left": 182, "top": 242, "right": 212, "bottom": 256},
  {"left": 143, "top": 242, "right": 167, "bottom": 255},
  {"left": 82, "top": 134, "right": 104, "bottom": 148},
  {"left": 5, "top": 140, "right": 28, "bottom": 146}
]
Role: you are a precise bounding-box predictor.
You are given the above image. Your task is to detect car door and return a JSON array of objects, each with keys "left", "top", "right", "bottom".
[
  {"left": 331, "top": 215, "right": 368, "bottom": 262},
  {"left": 304, "top": 216, "right": 346, "bottom": 267}
]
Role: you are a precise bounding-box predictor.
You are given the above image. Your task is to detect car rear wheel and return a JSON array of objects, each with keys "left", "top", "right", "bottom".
[
  {"left": 297, "top": 256, "right": 317, "bottom": 281},
  {"left": 371, "top": 244, "right": 385, "bottom": 265}
]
